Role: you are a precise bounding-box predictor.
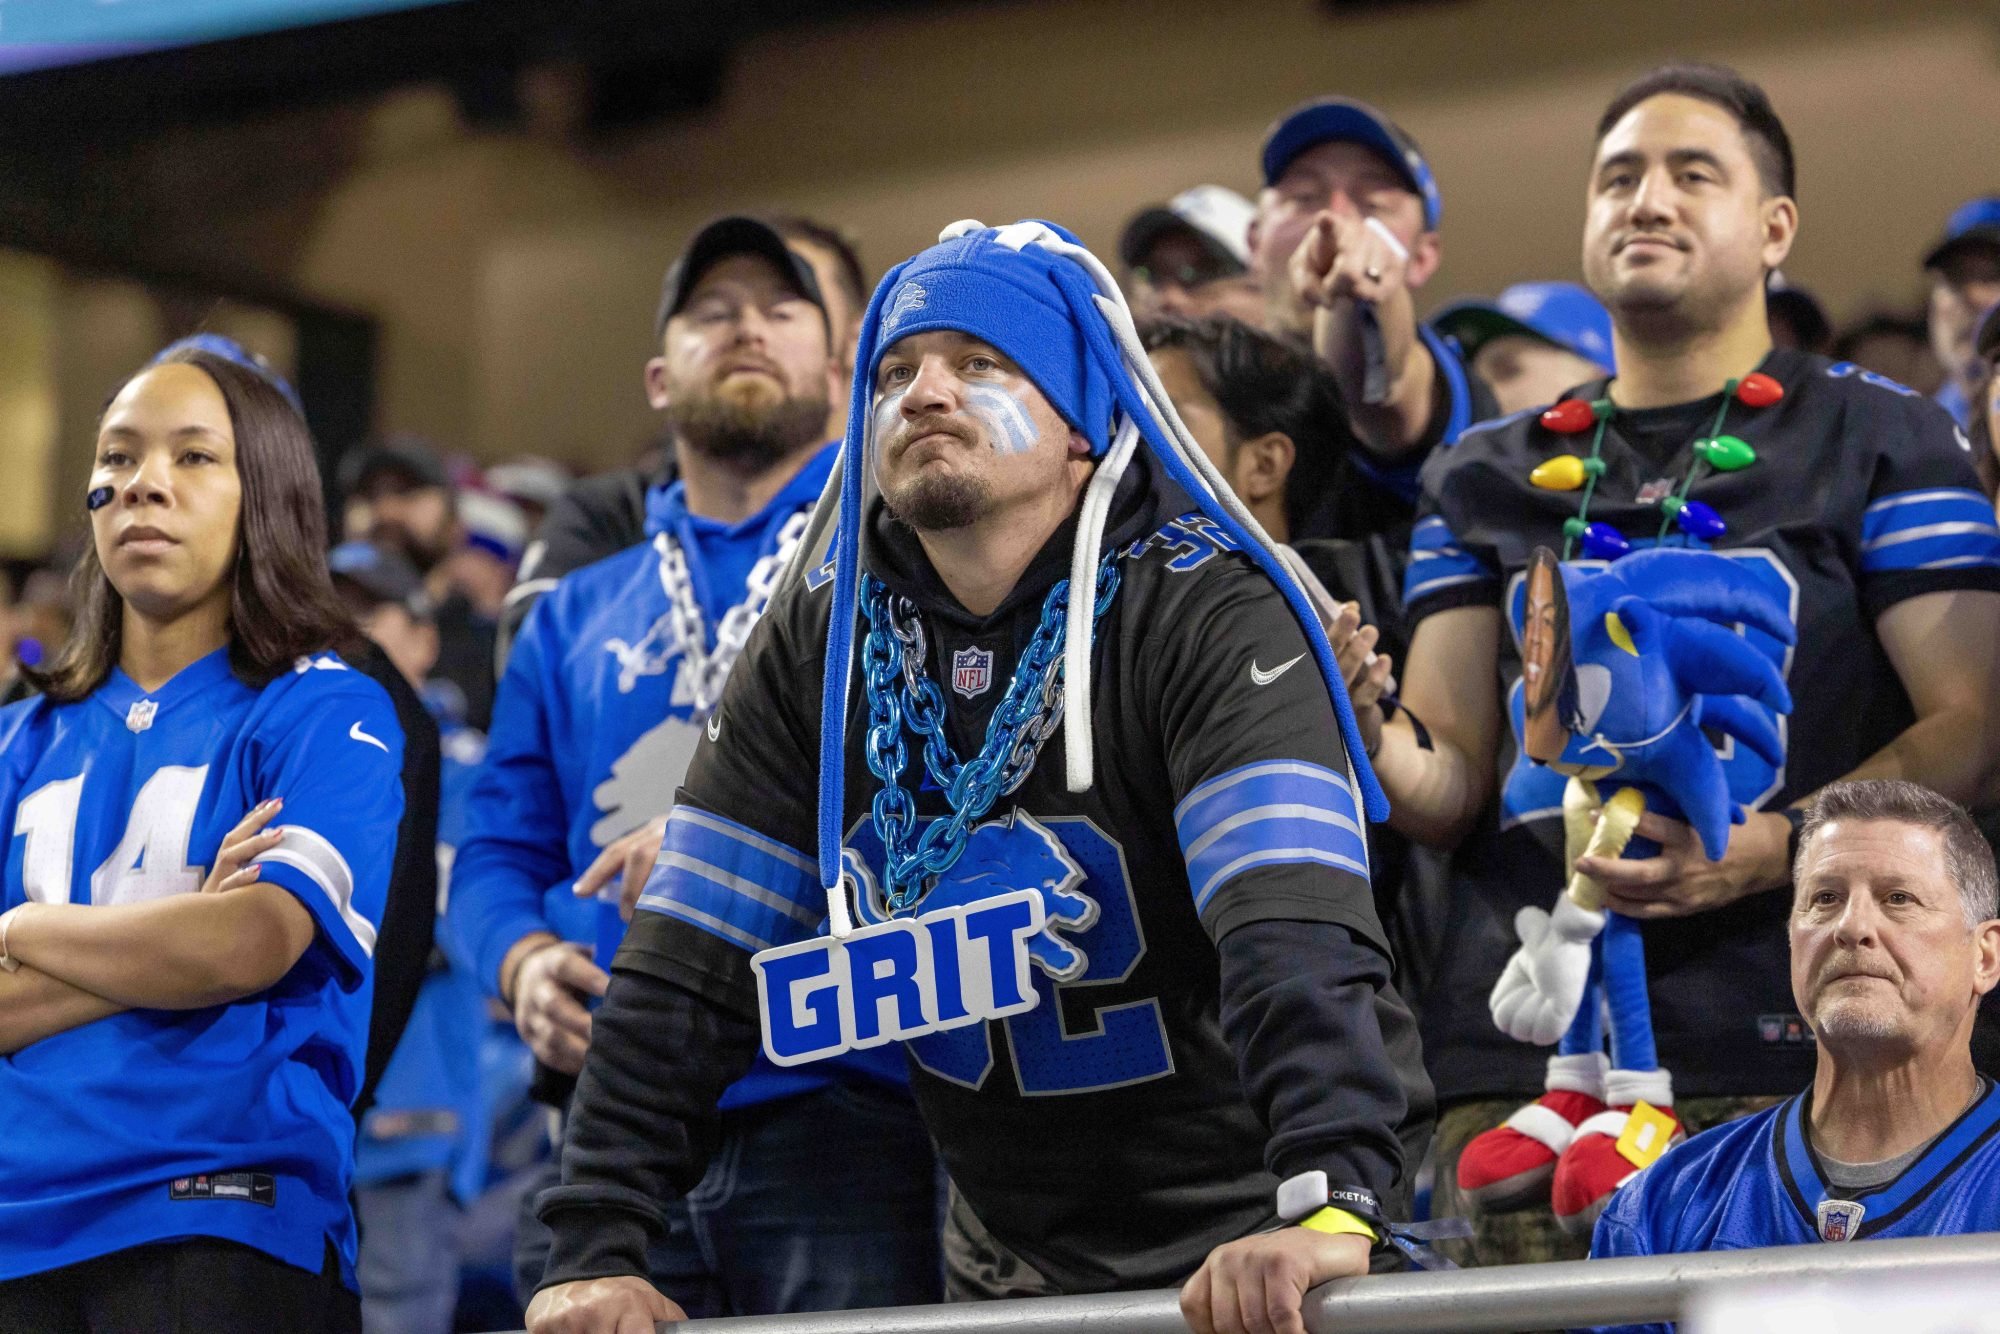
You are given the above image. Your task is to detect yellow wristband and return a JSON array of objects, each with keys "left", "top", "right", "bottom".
[{"left": 1298, "top": 1206, "right": 1378, "bottom": 1241}]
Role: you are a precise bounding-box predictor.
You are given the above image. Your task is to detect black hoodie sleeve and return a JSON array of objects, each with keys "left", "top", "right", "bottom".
[{"left": 1218, "top": 918, "right": 1432, "bottom": 1206}]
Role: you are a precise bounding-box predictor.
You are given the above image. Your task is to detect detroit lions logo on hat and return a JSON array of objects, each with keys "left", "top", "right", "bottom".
[{"left": 885, "top": 281, "right": 928, "bottom": 334}]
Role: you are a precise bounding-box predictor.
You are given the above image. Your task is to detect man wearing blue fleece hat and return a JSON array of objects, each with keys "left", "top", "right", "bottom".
[
  {"left": 526, "top": 220, "right": 1434, "bottom": 1334},
  {"left": 1250, "top": 97, "right": 1496, "bottom": 513},
  {"left": 1433, "top": 281, "right": 1616, "bottom": 418}
]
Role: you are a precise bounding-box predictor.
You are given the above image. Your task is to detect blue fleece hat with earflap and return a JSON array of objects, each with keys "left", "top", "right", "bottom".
[
  {"left": 867, "top": 225, "right": 1117, "bottom": 455},
  {"left": 810, "top": 219, "right": 1389, "bottom": 932}
]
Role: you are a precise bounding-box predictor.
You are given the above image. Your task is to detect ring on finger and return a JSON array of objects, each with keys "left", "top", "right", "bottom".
[{"left": 1365, "top": 265, "right": 1383, "bottom": 281}]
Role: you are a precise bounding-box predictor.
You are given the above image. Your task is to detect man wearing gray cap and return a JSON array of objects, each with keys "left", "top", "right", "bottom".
[
  {"left": 1250, "top": 97, "right": 1495, "bottom": 513},
  {"left": 1119, "top": 185, "right": 1266, "bottom": 326}
]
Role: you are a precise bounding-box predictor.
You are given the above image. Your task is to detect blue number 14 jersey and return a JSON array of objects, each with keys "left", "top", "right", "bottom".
[{"left": 0, "top": 647, "right": 404, "bottom": 1287}]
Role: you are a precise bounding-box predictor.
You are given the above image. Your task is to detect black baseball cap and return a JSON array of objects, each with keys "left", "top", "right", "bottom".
[
  {"left": 655, "top": 216, "right": 829, "bottom": 339},
  {"left": 1924, "top": 197, "right": 2000, "bottom": 272},
  {"left": 328, "top": 541, "right": 432, "bottom": 618},
  {"left": 337, "top": 435, "right": 450, "bottom": 503}
]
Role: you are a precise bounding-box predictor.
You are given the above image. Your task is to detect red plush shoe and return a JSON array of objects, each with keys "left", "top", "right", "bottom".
[
  {"left": 1456, "top": 1053, "right": 1607, "bottom": 1214},
  {"left": 1550, "top": 1067, "right": 1679, "bottom": 1236}
]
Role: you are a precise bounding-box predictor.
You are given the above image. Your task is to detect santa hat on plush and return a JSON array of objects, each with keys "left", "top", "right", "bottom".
[{"left": 795, "top": 219, "right": 1390, "bottom": 928}]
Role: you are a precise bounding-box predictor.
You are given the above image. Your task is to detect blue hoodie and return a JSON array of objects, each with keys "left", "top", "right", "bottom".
[{"left": 448, "top": 442, "right": 904, "bottom": 1106}]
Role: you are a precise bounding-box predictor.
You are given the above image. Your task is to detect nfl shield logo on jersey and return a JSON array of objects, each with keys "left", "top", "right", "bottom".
[
  {"left": 1816, "top": 1198, "right": 1864, "bottom": 1242},
  {"left": 952, "top": 646, "right": 993, "bottom": 699}
]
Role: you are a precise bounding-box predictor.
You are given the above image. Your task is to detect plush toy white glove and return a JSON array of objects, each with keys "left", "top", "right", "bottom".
[{"left": 1489, "top": 896, "right": 1606, "bottom": 1045}]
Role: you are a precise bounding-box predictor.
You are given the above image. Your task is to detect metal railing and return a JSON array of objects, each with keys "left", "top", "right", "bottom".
[{"left": 495, "top": 1232, "right": 2000, "bottom": 1332}]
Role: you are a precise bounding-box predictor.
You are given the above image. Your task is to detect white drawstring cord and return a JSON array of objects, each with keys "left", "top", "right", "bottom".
[{"left": 1063, "top": 414, "right": 1140, "bottom": 790}]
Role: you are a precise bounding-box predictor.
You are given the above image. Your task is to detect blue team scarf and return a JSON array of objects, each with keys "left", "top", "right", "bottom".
[{"left": 811, "top": 220, "right": 1390, "bottom": 918}]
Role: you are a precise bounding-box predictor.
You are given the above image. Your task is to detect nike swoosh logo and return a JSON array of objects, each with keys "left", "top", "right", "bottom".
[
  {"left": 1250, "top": 653, "right": 1306, "bottom": 686},
  {"left": 349, "top": 721, "right": 389, "bottom": 753},
  {"left": 706, "top": 713, "right": 722, "bottom": 742}
]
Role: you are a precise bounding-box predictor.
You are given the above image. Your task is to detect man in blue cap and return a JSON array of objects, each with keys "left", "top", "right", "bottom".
[
  {"left": 1925, "top": 197, "right": 2000, "bottom": 428},
  {"left": 1433, "top": 282, "right": 1616, "bottom": 418},
  {"left": 1249, "top": 97, "right": 1494, "bottom": 512},
  {"left": 524, "top": 219, "right": 1434, "bottom": 1334}
]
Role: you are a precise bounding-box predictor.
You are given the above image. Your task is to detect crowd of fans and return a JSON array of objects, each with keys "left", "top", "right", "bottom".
[{"left": 4, "top": 54, "right": 2000, "bottom": 1334}]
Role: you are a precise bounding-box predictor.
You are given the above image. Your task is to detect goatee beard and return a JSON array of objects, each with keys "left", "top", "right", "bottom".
[
  {"left": 884, "top": 472, "right": 990, "bottom": 532},
  {"left": 671, "top": 390, "right": 831, "bottom": 473}
]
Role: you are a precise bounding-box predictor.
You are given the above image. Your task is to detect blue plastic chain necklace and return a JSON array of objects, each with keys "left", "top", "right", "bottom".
[{"left": 861, "top": 552, "right": 1121, "bottom": 912}]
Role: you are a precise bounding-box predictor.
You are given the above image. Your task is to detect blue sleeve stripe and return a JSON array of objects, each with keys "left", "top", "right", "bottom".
[
  {"left": 1916, "top": 554, "right": 2000, "bottom": 570},
  {"left": 1405, "top": 517, "right": 1493, "bottom": 603},
  {"left": 636, "top": 868, "right": 819, "bottom": 952},
  {"left": 1187, "top": 814, "right": 1369, "bottom": 909},
  {"left": 1864, "top": 486, "right": 1990, "bottom": 518},
  {"left": 1410, "top": 515, "right": 1461, "bottom": 550},
  {"left": 1193, "top": 847, "right": 1371, "bottom": 912},
  {"left": 631, "top": 807, "right": 823, "bottom": 954},
  {"left": 634, "top": 893, "right": 781, "bottom": 953},
  {"left": 1861, "top": 529, "right": 2000, "bottom": 573},
  {"left": 1862, "top": 520, "right": 2000, "bottom": 553},
  {"left": 653, "top": 851, "right": 821, "bottom": 927},
  {"left": 1183, "top": 802, "right": 1365, "bottom": 865},
  {"left": 1862, "top": 489, "right": 1996, "bottom": 541},
  {"left": 668, "top": 807, "right": 817, "bottom": 877},
  {"left": 1404, "top": 566, "right": 1490, "bottom": 602},
  {"left": 1175, "top": 759, "right": 1354, "bottom": 830},
  {"left": 254, "top": 824, "right": 377, "bottom": 958}
]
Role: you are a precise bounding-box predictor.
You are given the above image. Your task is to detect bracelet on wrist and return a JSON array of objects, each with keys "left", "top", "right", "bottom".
[{"left": 1298, "top": 1206, "right": 1379, "bottom": 1242}]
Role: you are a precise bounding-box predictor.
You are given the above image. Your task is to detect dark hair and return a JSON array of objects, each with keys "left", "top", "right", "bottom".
[
  {"left": 1797, "top": 780, "right": 1999, "bottom": 926},
  {"left": 1831, "top": 311, "right": 1929, "bottom": 362},
  {"left": 30, "top": 348, "right": 354, "bottom": 702},
  {"left": 1139, "top": 316, "right": 1350, "bottom": 532},
  {"left": 767, "top": 214, "right": 869, "bottom": 317},
  {"left": 1596, "top": 62, "right": 1795, "bottom": 200}
]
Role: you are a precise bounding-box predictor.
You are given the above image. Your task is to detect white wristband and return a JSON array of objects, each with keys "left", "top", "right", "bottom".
[{"left": 0, "top": 907, "right": 23, "bottom": 974}]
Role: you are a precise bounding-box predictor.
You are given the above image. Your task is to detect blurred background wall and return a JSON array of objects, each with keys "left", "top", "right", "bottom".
[{"left": 1, "top": 0, "right": 1996, "bottom": 554}]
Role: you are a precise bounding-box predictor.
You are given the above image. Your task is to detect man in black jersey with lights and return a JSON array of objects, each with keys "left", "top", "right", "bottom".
[
  {"left": 525, "top": 219, "right": 1433, "bottom": 1334},
  {"left": 1354, "top": 63, "right": 2000, "bottom": 1263}
]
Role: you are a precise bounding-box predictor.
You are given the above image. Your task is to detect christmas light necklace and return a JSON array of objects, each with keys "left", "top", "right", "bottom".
[{"left": 1531, "top": 370, "right": 1785, "bottom": 561}]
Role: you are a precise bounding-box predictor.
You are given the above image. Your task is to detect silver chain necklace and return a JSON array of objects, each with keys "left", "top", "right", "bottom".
[{"left": 651, "top": 508, "right": 810, "bottom": 719}]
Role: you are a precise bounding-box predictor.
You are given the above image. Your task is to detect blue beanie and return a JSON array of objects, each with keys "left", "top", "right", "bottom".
[{"left": 866, "top": 222, "right": 1116, "bottom": 457}]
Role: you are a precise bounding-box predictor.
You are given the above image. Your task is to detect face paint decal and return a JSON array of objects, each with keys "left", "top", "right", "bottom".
[{"left": 963, "top": 383, "right": 1038, "bottom": 454}]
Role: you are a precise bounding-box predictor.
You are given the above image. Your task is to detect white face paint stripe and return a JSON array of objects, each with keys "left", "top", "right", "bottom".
[{"left": 963, "top": 383, "right": 1038, "bottom": 454}]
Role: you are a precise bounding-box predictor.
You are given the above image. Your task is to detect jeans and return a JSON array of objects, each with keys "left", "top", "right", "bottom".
[
  {"left": 357, "top": 1170, "right": 461, "bottom": 1334},
  {"left": 518, "top": 1079, "right": 944, "bottom": 1315}
]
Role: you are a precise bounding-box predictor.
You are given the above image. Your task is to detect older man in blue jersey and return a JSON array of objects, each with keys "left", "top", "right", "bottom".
[{"left": 1591, "top": 780, "right": 2000, "bottom": 1303}]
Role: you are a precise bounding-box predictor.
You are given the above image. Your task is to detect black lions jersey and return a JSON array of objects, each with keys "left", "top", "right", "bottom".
[
  {"left": 1405, "top": 349, "right": 2000, "bottom": 1104},
  {"left": 623, "top": 457, "right": 1430, "bottom": 1293}
]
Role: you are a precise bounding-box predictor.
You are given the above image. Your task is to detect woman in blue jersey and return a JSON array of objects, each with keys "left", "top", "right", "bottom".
[{"left": 0, "top": 346, "right": 405, "bottom": 1334}]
